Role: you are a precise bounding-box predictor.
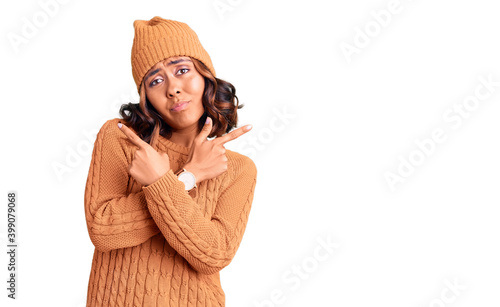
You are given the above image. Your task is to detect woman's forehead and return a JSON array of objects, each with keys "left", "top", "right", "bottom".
[
  {"left": 153, "top": 56, "right": 191, "bottom": 68},
  {"left": 144, "top": 56, "right": 193, "bottom": 82}
]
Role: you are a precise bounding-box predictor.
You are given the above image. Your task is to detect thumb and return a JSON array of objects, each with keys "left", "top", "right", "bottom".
[{"left": 195, "top": 116, "right": 213, "bottom": 143}]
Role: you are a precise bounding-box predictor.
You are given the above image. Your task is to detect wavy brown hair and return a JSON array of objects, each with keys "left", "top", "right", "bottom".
[{"left": 119, "top": 57, "right": 243, "bottom": 148}]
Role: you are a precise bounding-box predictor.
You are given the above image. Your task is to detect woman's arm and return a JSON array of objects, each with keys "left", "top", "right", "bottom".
[
  {"left": 141, "top": 153, "right": 257, "bottom": 275},
  {"left": 84, "top": 119, "right": 160, "bottom": 252}
]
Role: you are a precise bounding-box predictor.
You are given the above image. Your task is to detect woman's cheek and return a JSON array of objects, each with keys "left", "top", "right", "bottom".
[{"left": 194, "top": 76, "right": 205, "bottom": 96}]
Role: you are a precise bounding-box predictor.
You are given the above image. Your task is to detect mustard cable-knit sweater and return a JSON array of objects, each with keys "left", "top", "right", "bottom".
[{"left": 84, "top": 118, "right": 258, "bottom": 307}]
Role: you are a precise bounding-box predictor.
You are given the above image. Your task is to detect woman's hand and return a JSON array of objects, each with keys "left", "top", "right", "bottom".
[
  {"left": 184, "top": 117, "right": 252, "bottom": 184},
  {"left": 118, "top": 122, "right": 171, "bottom": 187}
]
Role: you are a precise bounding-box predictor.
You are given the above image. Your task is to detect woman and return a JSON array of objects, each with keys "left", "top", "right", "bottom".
[{"left": 84, "top": 16, "right": 257, "bottom": 307}]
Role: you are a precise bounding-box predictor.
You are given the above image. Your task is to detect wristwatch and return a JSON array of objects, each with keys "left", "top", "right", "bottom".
[{"left": 175, "top": 168, "right": 197, "bottom": 191}]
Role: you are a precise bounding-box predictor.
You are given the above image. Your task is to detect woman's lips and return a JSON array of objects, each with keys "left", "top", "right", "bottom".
[{"left": 170, "top": 101, "right": 189, "bottom": 112}]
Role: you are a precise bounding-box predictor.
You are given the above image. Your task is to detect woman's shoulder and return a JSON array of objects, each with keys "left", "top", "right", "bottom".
[
  {"left": 99, "top": 117, "right": 127, "bottom": 132},
  {"left": 95, "top": 118, "right": 134, "bottom": 149},
  {"left": 225, "top": 149, "right": 257, "bottom": 179}
]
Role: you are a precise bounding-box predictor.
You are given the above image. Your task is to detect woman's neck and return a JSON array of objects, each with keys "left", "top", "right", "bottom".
[{"left": 167, "top": 125, "right": 198, "bottom": 148}]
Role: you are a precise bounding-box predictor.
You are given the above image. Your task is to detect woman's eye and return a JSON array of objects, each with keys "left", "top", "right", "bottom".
[
  {"left": 151, "top": 78, "right": 163, "bottom": 86},
  {"left": 177, "top": 68, "right": 189, "bottom": 75}
]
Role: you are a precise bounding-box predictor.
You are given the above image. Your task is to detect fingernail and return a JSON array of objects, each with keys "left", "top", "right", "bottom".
[
  {"left": 245, "top": 124, "right": 252, "bottom": 131},
  {"left": 205, "top": 117, "right": 211, "bottom": 124},
  {"left": 118, "top": 122, "right": 122, "bottom": 128}
]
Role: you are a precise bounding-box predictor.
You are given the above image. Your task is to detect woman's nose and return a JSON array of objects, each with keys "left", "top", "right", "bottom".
[
  {"left": 167, "top": 90, "right": 181, "bottom": 98},
  {"left": 166, "top": 79, "right": 181, "bottom": 97}
]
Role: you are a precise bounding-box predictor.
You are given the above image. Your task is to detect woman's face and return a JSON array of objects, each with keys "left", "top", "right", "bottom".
[{"left": 144, "top": 56, "right": 205, "bottom": 131}]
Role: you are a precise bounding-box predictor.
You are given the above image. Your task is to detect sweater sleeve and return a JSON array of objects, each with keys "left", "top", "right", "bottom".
[
  {"left": 84, "top": 119, "right": 161, "bottom": 252},
  {"left": 141, "top": 153, "right": 257, "bottom": 275}
]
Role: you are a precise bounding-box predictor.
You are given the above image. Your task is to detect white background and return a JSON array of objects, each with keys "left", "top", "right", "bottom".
[{"left": 1, "top": 0, "right": 500, "bottom": 306}]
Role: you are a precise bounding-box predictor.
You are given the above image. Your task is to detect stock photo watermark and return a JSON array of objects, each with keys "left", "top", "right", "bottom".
[
  {"left": 72, "top": 299, "right": 86, "bottom": 307},
  {"left": 51, "top": 87, "right": 139, "bottom": 183},
  {"left": 50, "top": 87, "right": 284, "bottom": 182},
  {"left": 422, "top": 277, "right": 466, "bottom": 307},
  {"left": 252, "top": 234, "right": 340, "bottom": 306},
  {"left": 384, "top": 73, "right": 499, "bottom": 192},
  {"left": 6, "top": 192, "right": 18, "bottom": 299},
  {"left": 235, "top": 105, "right": 296, "bottom": 161},
  {"left": 213, "top": 0, "right": 244, "bottom": 21},
  {"left": 7, "top": 0, "right": 71, "bottom": 53},
  {"left": 340, "top": 0, "right": 418, "bottom": 64}
]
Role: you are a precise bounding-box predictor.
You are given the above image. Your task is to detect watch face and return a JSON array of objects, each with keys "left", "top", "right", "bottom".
[{"left": 178, "top": 171, "right": 196, "bottom": 190}]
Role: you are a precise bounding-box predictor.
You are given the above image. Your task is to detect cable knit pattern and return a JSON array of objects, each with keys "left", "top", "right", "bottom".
[{"left": 84, "top": 118, "right": 257, "bottom": 306}]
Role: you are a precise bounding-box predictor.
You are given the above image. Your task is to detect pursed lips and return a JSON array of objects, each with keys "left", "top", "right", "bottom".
[{"left": 170, "top": 101, "right": 190, "bottom": 112}]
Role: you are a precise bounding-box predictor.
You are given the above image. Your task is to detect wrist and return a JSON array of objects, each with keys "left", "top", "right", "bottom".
[{"left": 182, "top": 163, "right": 203, "bottom": 185}]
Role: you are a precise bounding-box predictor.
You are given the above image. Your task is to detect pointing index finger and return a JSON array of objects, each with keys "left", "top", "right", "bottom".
[
  {"left": 118, "top": 122, "right": 148, "bottom": 149},
  {"left": 215, "top": 124, "right": 252, "bottom": 145}
]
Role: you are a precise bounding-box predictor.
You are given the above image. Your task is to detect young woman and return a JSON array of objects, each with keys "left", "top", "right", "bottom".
[{"left": 84, "top": 16, "right": 257, "bottom": 306}]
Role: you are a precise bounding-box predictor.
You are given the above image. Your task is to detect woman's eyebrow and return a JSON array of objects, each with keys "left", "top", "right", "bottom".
[
  {"left": 167, "top": 58, "right": 191, "bottom": 65},
  {"left": 145, "top": 58, "right": 192, "bottom": 81},
  {"left": 146, "top": 68, "right": 161, "bottom": 82}
]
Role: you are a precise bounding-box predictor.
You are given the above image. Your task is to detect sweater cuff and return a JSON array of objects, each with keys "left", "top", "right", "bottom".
[{"left": 142, "top": 169, "right": 184, "bottom": 197}]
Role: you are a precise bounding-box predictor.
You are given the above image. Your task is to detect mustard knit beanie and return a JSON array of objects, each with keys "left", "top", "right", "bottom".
[{"left": 131, "top": 16, "right": 216, "bottom": 92}]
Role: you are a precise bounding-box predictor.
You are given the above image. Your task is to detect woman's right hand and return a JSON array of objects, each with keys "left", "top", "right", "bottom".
[{"left": 183, "top": 117, "right": 252, "bottom": 184}]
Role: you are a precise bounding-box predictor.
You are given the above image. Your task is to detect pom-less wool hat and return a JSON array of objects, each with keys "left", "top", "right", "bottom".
[{"left": 131, "top": 16, "right": 216, "bottom": 92}]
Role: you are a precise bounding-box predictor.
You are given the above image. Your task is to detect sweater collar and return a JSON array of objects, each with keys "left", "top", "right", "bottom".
[{"left": 156, "top": 134, "right": 191, "bottom": 156}]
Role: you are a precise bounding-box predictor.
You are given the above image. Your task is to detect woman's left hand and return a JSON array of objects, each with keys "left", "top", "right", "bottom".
[{"left": 118, "top": 122, "right": 170, "bottom": 186}]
